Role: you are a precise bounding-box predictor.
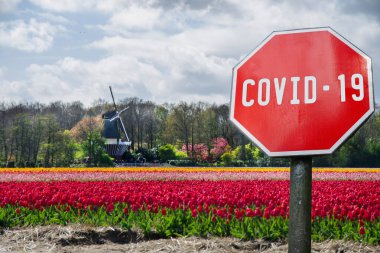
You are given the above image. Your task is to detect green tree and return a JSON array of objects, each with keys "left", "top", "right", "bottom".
[
  {"left": 41, "top": 115, "right": 61, "bottom": 167},
  {"left": 168, "top": 102, "right": 193, "bottom": 155},
  {"left": 81, "top": 130, "right": 113, "bottom": 166},
  {"left": 155, "top": 104, "right": 170, "bottom": 144},
  {"left": 58, "top": 130, "right": 79, "bottom": 166}
]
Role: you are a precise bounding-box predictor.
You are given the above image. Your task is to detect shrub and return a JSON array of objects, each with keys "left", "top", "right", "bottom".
[
  {"left": 210, "top": 137, "right": 229, "bottom": 161},
  {"left": 182, "top": 143, "right": 209, "bottom": 162},
  {"left": 136, "top": 147, "right": 159, "bottom": 162},
  {"left": 221, "top": 152, "right": 233, "bottom": 166},
  {"left": 175, "top": 150, "right": 188, "bottom": 159},
  {"left": 158, "top": 144, "right": 177, "bottom": 162}
]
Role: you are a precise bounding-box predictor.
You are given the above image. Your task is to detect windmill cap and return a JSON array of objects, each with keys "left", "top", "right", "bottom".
[{"left": 102, "top": 111, "right": 117, "bottom": 119}]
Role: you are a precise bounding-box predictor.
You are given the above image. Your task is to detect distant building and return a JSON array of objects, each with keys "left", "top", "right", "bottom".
[{"left": 102, "top": 87, "right": 131, "bottom": 158}]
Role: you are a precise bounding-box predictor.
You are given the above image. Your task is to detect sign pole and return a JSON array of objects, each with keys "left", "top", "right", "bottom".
[{"left": 288, "top": 156, "right": 312, "bottom": 253}]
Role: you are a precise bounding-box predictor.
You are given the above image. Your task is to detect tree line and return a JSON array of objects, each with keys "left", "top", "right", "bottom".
[{"left": 0, "top": 99, "right": 379, "bottom": 167}]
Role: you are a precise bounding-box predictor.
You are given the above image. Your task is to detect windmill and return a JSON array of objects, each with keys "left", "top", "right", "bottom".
[{"left": 102, "top": 86, "right": 131, "bottom": 158}]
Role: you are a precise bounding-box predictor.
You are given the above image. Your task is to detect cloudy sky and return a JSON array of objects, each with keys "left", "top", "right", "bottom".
[{"left": 0, "top": 0, "right": 379, "bottom": 106}]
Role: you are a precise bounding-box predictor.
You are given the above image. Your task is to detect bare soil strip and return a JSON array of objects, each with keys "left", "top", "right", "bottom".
[{"left": 0, "top": 225, "right": 378, "bottom": 253}]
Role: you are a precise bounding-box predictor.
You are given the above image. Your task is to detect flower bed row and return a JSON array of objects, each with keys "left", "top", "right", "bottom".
[
  {"left": 0, "top": 168, "right": 379, "bottom": 181},
  {"left": 0, "top": 179, "right": 379, "bottom": 243},
  {"left": 1, "top": 167, "right": 380, "bottom": 172}
]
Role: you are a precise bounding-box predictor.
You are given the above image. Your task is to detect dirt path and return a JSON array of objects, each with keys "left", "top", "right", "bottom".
[{"left": 0, "top": 225, "right": 378, "bottom": 253}]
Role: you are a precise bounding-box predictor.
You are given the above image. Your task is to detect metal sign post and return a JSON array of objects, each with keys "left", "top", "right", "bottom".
[{"left": 288, "top": 156, "right": 312, "bottom": 253}]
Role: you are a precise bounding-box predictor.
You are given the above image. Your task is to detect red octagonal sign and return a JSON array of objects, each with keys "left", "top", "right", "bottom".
[{"left": 230, "top": 27, "right": 374, "bottom": 157}]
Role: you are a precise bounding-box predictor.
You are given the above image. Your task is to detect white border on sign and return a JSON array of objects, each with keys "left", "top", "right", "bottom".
[{"left": 229, "top": 27, "right": 374, "bottom": 157}]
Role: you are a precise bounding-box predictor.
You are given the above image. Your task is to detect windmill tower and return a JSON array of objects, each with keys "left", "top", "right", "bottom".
[{"left": 102, "top": 86, "right": 131, "bottom": 158}]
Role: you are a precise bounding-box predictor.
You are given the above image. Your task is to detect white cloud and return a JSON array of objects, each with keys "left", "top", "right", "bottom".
[
  {"left": 87, "top": 1, "right": 380, "bottom": 105},
  {"left": 0, "top": 0, "right": 21, "bottom": 13},
  {"left": 29, "top": 0, "right": 132, "bottom": 13},
  {"left": 35, "top": 12, "right": 71, "bottom": 24},
  {"left": 0, "top": 80, "right": 31, "bottom": 104},
  {"left": 1, "top": 0, "right": 380, "bottom": 105},
  {"left": 0, "top": 18, "right": 62, "bottom": 53},
  {"left": 109, "top": 5, "right": 161, "bottom": 31},
  {"left": 28, "top": 0, "right": 89, "bottom": 12},
  {"left": 94, "top": 0, "right": 132, "bottom": 13},
  {"left": 0, "top": 65, "right": 69, "bottom": 104},
  {"left": 18, "top": 40, "right": 235, "bottom": 105}
]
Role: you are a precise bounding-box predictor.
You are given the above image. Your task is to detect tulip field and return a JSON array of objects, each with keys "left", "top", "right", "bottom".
[{"left": 0, "top": 167, "right": 379, "bottom": 245}]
